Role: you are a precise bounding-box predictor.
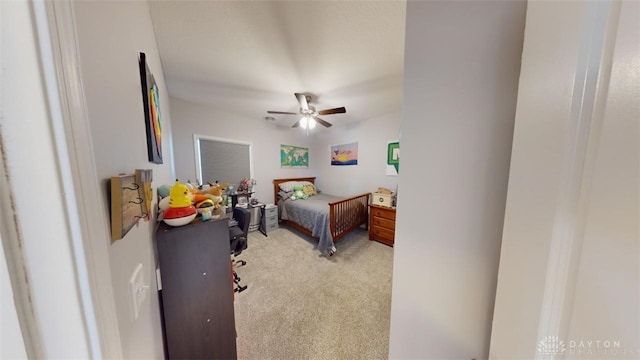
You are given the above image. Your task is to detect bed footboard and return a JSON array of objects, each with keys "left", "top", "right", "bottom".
[{"left": 329, "top": 193, "right": 370, "bottom": 242}]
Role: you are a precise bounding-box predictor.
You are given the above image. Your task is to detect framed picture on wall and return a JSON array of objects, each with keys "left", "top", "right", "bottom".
[
  {"left": 331, "top": 142, "right": 358, "bottom": 166},
  {"left": 280, "top": 144, "right": 309, "bottom": 168},
  {"left": 386, "top": 141, "right": 399, "bottom": 176},
  {"left": 138, "top": 52, "right": 163, "bottom": 164}
]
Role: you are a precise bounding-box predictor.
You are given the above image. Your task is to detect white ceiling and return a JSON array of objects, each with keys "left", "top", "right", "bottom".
[{"left": 148, "top": 0, "right": 407, "bottom": 128}]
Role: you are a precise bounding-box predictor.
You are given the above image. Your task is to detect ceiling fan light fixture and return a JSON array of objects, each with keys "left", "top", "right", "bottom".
[
  {"left": 299, "top": 116, "right": 316, "bottom": 130},
  {"left": 268, "top": 93, "right": 346, "bottom": 129}
]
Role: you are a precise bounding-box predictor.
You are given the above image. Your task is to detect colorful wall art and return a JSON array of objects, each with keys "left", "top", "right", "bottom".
[
  {"left": 281, "top": 144, "right": 309, "bottom": 168},
  {"left": 331, "top": 142, "right": 358, "bottom": 166},
  {"left": 139, "top": 52, "right": 163, "bottom": 164},
  {"left": 386, "top": 141, "right": 399, "bottom": 175}
]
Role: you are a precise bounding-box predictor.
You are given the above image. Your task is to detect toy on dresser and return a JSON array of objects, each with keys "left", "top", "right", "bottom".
[{"left": 162, "top": 180, "right": 197, "bottom": 226}]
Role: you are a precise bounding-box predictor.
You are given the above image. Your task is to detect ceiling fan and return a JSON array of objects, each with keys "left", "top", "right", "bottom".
[{"left": 268, "top": 93, "right": 346, "bottom": 129}]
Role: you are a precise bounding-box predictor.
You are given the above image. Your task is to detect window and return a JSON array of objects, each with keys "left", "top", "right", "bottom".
[{"left": 194, "top": 135, "right": 252, "bottom": 188}]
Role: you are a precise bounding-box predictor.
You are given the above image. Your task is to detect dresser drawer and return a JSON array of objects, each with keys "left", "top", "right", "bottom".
[
  {"left": 370, "top": 206, "right": 396, "bottom": 221},
  {"left": 372, "top": 216, "right": 395, "bottom": 230},
  {"left": 370, "top": 225, "right": 395, "bottom": 246},
  {"left": 371, "top": 225, "right": 395, "bottom": 240}
]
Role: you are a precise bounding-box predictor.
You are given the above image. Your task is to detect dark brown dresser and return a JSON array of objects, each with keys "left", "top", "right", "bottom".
[
  {"left": 155, "top": 218, "right": 237, "bottom": 359},
  {"left": 369, "top": 204, "right": 396, "bottom": 247}
]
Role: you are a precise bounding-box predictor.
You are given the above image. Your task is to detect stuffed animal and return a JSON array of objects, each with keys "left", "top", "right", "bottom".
[
  {"left": 163, "top": 180, "right": 197, "bottom": 226},
  {"left": 290, "top": 183, "right": 308, "bottom": 201},
  {"left": 303, "top": 184, "right": 316, "bottom": 196},
  {"left": 169, "top": 180, "right": 192, "bottom": 208},
  {"left": 207, "top": 183, "right": 223, "bottom": 209}
]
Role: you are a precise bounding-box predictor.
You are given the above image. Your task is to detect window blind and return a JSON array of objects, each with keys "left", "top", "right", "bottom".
[{"left": 198, "top": 139, "right": 250, "bottom": 188}]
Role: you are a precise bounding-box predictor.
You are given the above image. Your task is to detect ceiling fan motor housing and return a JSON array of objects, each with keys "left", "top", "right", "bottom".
[{"left": 301, "top": 105, "right": 316, "bottom": 116}]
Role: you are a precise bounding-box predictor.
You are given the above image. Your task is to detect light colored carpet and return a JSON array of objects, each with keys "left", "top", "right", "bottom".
[{"left": 233, "top": 225, "right": 394, "bottom": 360}]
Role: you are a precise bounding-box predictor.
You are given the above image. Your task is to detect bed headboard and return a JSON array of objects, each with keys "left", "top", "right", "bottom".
[{"left": 273, "top": 177, "right": 316, "bottom": 205}]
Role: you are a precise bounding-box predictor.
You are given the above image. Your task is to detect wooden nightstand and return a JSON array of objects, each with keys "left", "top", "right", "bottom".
[{"left": 369, "top": 204, "right": 396, "bottom": 247}]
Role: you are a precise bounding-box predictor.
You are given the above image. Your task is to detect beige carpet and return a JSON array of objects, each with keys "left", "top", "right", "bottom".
[{"left": 233, "top": 226, "right": 394, "bottom": 360}]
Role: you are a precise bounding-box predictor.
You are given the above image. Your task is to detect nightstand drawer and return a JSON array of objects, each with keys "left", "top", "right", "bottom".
[
  {"left": 371, "top": 206, "right": 396, "bottom": 221},
  {"left": 372, "top": 216, "right": 395, "bottom": 230},
  {"left": 265, "top": 222, "right": 279, "bottom": 233},
  {"left": 265, "top": 214, "right": 278, "bottom": 226},
  {"left": 264, "top": 207, "right": 277, "bottom": 217}
]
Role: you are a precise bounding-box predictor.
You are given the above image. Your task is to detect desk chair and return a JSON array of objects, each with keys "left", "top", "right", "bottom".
[{"left": 229, "top": 207, "right": 250, "bottom": 293}]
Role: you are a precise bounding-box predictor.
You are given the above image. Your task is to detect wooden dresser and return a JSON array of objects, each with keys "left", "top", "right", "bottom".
[
  {"left": 369, "top": 204, "right": 396, "bottom": 246},
  {"left": 155, "top": 218, "right": 237, "bottom": 359}
]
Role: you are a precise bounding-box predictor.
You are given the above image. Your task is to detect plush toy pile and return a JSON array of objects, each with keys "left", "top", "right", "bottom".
[
  {"left": 159, "top": 180, "right": 229, "bottom": 226},
  {"left": 290, "top": 183, "right": 308, "bottom": 200}
]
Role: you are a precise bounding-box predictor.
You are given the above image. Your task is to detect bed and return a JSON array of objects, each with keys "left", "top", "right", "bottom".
[{"left": 273, "top": 177, "right": 370, "bottom": 255}]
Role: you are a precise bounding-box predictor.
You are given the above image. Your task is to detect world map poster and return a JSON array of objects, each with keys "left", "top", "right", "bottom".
[{"left": 281, "top": 144, "right": 309, "bottom": 168}]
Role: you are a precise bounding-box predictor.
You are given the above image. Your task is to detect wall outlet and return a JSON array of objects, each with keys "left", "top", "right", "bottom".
[{"left": 129, "top": 263, "right": 148, "bottom": 321}]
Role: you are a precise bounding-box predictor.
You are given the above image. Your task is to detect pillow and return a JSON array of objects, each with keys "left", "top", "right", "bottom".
[
  {"left": 278, "top": 181, "right": 298, "bottom": 192},
  {"left": 278, "top": 190, "right": 293, "bottom": 200},
  {"left": 278, "top": 180, "right": 314, "bottom": 192}
]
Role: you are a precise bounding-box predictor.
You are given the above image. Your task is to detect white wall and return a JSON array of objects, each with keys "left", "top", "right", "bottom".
[
  {"left": 170, "top": 97, "right": 314, "bottom": 204},
  {"left": 388, "top": 1, "right": 526, "bottom": 359},
  {"left": 490, "top": 1, "right": 639, "bottom": 357},
  {"left": 310, "top": 112, "right": 401, "bottom": 197},
  {"left": 72, "top": 1, "right": 174, "bottom": 358}
]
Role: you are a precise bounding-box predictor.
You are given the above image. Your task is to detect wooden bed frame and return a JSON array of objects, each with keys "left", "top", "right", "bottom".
[{"left": 273, "top": 177, "right": 370, "bottom": 243}]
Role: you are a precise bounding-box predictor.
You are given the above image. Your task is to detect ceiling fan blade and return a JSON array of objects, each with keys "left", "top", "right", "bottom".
[
  {"left": 313, "top": 116, "right": 332, "bottom": 128},
  {"left": 295, "top": 93, "right": 309, "bottom": 111},
  {"left": 292, "top": 119, "right": 303, "bottom": 128},
  {"left": 267, "top": 111, "right": 297, "bottom": 115},
  {"left": 317, "top": 107, "right": 346, "bottom": 116}
]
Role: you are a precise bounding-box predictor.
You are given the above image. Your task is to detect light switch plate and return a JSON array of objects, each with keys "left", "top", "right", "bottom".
[{"left": 129, "top": 263, "right": 146, "bottom": 321}]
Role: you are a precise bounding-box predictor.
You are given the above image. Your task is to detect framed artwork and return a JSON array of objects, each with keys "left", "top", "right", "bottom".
[
  {"left": 280, "top": 144, "right": 309, "bottom": 168},
  {"left": 139, "top": 52, "right": 163, "bottom": 164},
  {"left": 331, "top": 142, "right": 358, "bottom": 166},
  {"left": 386, "top": 141, "right": 399, "bottom": 176}
]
